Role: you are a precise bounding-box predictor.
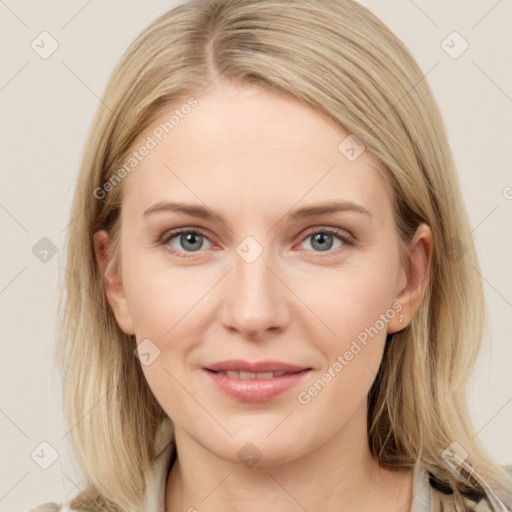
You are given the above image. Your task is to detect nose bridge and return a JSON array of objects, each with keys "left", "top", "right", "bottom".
[
  {"left": 221, "top": 234, "right": 288, "bottom": 336},
  {"left": 235, "top": 237, "right": 273, "bottom": 295},
  {"left": 234, "top": 234, "right": 278, "bottom": 307}
]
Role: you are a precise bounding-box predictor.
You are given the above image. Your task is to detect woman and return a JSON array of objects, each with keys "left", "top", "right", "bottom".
[{"left": 30, "top": 0, "right": 512, "bottom": 510}]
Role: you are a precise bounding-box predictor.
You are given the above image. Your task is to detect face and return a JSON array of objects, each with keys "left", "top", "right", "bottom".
[{"left": 95, "top": 80, "right": 429, "bottom": 466}]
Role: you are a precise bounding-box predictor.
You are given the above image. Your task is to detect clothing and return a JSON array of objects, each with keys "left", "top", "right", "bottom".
[{"left": 27, "top": 437, "right": 511, "bottom": 512}]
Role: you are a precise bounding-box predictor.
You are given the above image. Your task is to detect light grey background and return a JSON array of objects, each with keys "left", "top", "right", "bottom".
[{"left": 0, "top": 1, "right": 511, "bottom": 510}]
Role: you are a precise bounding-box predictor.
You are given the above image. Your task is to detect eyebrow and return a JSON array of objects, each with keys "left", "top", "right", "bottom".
[{"left": 143, "top": 200, "right": 372, "bottom": 224}]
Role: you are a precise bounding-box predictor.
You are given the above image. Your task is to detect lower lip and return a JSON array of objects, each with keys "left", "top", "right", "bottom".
[{"left": 202, "top": 369, "right": 311, "bottom": 402}]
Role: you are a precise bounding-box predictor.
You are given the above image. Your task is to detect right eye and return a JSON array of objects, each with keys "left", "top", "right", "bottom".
[{"left": 160, "top": 228, "right": 214, "bottom": 258}]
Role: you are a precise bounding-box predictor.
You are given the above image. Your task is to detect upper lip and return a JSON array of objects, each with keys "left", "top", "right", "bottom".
[{"left": 204, "top": 359, "right": 311, "bottom": 373}]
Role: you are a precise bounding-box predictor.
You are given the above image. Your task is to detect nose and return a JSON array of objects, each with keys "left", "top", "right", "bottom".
[{"left": 219, "top": 243, "right": 291, "bottom": 340}]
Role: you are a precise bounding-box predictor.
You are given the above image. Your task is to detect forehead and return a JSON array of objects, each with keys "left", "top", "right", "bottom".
[{"left": 121, "top": 81, "right": 391, "bottom": 223}]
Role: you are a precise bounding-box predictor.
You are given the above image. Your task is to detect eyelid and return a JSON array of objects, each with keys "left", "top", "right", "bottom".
[
  {"left": 299, "top": 226, "right": 355, "bottom": 245},
  {"left": 159, "top": 226, "right": 212, "bottom": 244}
]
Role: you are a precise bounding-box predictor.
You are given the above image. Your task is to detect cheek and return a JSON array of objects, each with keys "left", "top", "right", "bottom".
[
  {"left": 294, "top": 260, "right": 398, "bottom": 426},
  {"left": 122, "top": 242, "right": 209, "bottom": 339},
  {"left": 124, "top": 259, "right": 209, "bottom": 416},
  {"left": 301, "top": 254, "right": 399, "bottom": 394},
  {"left": 309, "top": 257, "right": 398, "bottom": 347}
]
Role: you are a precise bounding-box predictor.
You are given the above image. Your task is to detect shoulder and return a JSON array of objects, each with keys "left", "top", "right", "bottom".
[
  {"left": 428, "top": 464, "right": 512, "bottom": 512},
  {"left": 430, "top": 486, "right": 511, "bottom": 512}
]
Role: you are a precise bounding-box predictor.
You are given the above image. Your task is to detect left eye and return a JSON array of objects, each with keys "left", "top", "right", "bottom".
[
  {"left": 299, "top": 229, "right": 349, "bottom": 252},
  {"left": 160, "top": 228, "right": 352, "bottom": 258}
]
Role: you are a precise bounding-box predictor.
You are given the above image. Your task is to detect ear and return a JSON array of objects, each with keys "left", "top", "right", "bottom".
[
  {"left": 93, "top": 230, "right": 135, "bottom": 335},
  {"left": 387, "top": 223, "right": 433, "bottom": 334}
]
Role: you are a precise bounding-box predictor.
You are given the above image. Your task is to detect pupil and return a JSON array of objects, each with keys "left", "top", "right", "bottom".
[
  {"left": 183, "top": 233, "right": 201, "bottom": 251},
  {"left": 313, "top": 233, "right": 332, "bottom": 251}
]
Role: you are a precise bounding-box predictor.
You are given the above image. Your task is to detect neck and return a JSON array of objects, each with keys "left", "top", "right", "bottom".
[{"left": 165, "top": 402, "right": 413, "bottom": 512}]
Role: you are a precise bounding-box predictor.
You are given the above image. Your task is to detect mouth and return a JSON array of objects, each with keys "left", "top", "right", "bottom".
[
  {"left": 202, "top": 364, "right": 312, "bottom": 402},
  {"left": 203, "top": 359, "right": 312, "bottom": 374},
  {"left": 204, "top": 369, "right": 309, "bottom": 379}
]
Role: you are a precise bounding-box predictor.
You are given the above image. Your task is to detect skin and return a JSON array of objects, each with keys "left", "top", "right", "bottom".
[{"left": 94, "top": 80, "right": 432, "bottom": 512}]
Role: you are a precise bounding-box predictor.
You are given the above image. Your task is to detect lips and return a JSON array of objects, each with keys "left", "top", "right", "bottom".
[{"left": 202, "top": 362, "right": 312, "bottom": 402}]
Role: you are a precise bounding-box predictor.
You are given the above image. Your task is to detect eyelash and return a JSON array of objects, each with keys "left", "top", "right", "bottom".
[{"left": 159, "top": 226, "right": 354, "bottom": 259}]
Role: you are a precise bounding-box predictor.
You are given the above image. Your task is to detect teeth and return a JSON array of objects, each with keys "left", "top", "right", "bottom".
[{"left": 218, "top": 370, "right": 287, "bottom": 379}]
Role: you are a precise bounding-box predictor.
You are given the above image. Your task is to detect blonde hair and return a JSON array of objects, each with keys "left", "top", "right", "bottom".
[{"left": 57, "top": 0, "right": 512, "bottom": 510}]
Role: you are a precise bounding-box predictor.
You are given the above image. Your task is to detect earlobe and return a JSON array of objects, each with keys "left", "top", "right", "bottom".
[
  {"left": 387, "top": 223, "right": 433, "bottom": 334},
  {"left": 93, "top": 230, "right": 135, "bottom": 335}
]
